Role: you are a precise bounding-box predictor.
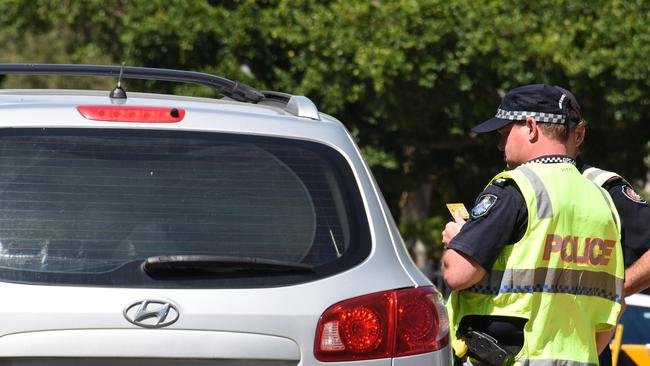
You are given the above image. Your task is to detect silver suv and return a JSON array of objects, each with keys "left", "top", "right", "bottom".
[{"left": 0, "top": 64, "right": 450, "bottom": 366}]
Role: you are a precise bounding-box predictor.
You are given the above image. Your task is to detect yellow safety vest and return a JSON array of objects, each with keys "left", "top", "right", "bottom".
[{"left": 448, "top": 162, "right": 624, "bottom": 366}]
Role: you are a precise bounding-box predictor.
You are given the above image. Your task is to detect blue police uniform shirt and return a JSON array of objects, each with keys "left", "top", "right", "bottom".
[{"left": 446, "top": 155, "right": 572, "bottom": 270}]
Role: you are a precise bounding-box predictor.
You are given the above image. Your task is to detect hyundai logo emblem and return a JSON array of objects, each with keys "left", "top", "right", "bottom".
[{"left": 123, "top": 300, "right": 179, "bottom": 328}]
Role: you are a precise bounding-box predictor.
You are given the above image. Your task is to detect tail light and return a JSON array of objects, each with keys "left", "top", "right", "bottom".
[
  {"left": 77, "top": 106, "right": 185, "bottom": 123},
  {"left": 314, "top": 286, "right": 449, "bottom": 362}
]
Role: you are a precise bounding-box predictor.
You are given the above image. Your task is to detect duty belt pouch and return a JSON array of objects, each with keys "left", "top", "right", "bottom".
[{"left": 461, "top": 330, "right": 515, "bottom": 366}]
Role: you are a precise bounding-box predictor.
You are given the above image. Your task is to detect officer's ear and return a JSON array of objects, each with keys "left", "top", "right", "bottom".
[
  {"left": 574, "top": 122, "right": 586, "bottom": 149},
  {"left": 525, "top": 116, "right": 539, "bottom": 142}
]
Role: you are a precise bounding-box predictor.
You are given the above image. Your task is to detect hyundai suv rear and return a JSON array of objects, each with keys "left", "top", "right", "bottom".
[{"left": 0, "top": 64, "right": 450, "bottom": 366}]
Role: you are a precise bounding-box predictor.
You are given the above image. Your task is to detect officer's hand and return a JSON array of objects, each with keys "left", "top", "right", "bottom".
[{"left": 442, "top": 212, "right": 466, "bottom": 248}]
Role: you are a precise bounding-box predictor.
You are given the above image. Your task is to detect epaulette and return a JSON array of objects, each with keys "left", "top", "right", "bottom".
[
  {"left": 602, "top": 176, "right": 628, "bottom": 189},
  {"left": 492, "top": 178, "right": 511, "bottom": 188}
]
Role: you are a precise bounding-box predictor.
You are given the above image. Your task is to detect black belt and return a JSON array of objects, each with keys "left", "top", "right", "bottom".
[{"left": 459, "top": 330, "right": 515, "bottom": 366}]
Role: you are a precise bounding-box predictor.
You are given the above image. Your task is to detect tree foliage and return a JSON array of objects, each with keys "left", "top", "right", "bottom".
[{"left": 1, "top": 0, "right": 648, "bottom": 260}]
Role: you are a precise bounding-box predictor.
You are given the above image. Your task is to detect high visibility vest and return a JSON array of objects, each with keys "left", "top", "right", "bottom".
[
  {"left": 447, "top": 162, "right": 624, "bottom": 366},
  {"left": 582, "top": 166, "right": 622, "bottom": 187}
]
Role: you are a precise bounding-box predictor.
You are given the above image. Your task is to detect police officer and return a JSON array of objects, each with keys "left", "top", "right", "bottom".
[
  {"left": 442, "top": 84, "right": 624, "bottom": 366},
  {"left": 556, "top": 86, "right": 650, "bottom": 366}
]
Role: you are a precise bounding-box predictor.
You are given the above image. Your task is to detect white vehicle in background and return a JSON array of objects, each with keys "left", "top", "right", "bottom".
[
  {"left": 0, "top": 64, "right": 451, "bottom": 366},
  {"left": 615, "top": 292, "right": 650, "bottom": 365}
]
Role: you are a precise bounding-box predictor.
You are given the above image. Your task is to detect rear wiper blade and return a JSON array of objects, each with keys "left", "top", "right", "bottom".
[{"left": 142, "top": 255, "right": 314, "bottom": 276}]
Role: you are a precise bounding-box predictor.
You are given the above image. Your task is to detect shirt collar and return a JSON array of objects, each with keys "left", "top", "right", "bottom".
[{"left": 522, "top": 155, "right": 576, "bottom": 166}]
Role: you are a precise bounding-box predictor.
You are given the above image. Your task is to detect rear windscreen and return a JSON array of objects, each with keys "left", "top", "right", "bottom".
[{"left": 0, "top": 129, "right": 369, "bottom": 287}]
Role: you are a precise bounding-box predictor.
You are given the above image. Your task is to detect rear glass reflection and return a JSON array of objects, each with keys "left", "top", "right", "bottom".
[{"left": 0, "top": 129, "right": 352, "bottom": 275}]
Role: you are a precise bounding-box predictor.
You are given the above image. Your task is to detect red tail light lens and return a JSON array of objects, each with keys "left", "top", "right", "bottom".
[
  {"left": 395, "top": 287, "right": 449, "bottom": 357},
  {"left": 77, "top": 106, "right": 185, "bottom": 123},
  {"left": 316, "top": 291, "right": 394, "bottom": 361},
  {"left": 314, "top": 286, "right": 449, "bottom": 362}
]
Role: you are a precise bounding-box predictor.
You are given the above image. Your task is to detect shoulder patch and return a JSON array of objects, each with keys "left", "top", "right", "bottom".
[
  {"left": 471, "top": 193, "right": 498, "bottom": 218},
  {"left": 621, "top": 185, "right": 647, "bottom": 205}
]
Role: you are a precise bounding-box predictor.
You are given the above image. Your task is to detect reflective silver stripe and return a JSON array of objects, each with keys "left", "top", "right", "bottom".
[
  {"left": 467, "top": 267, "right": 623, "bottom": 303},
  {"left": 584, "top": 167, "right": 604, "bottom": 182},
  {"left": 582, "top": 167, "right": 620, "bottom": 187},
  {"left": 592, "top": 182, "right": 621, "bottom": 232},
  {"left": 519, "top": 359, "right": 597, "bottom": 366},
  {"left": 582, "top": 167, "right": 621, "bottom": 231},
  {"left": 517, "top": 165, "right": 553, "bottom": 219}
]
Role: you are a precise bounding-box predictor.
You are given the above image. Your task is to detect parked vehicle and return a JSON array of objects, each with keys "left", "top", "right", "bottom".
[
  {"left": 614, "top": 292, "right": 650, "bottom": 365},
  {"left": 0, "top": 64, "right": 451, "bottom": 366}
]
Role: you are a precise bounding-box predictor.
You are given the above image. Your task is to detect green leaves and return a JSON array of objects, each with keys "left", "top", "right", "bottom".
[{"left": 1, "top": 0, "right": 649, "bottom": 259}]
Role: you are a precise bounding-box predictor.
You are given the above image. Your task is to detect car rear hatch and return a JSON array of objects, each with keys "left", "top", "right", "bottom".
[{"left": 0, "top": 125, "right": 440, "bottom": 365}]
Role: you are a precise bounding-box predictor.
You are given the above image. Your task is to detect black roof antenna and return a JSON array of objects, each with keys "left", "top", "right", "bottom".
[{"left": 109, "top": 62, "right": 127, "bottom": 99}]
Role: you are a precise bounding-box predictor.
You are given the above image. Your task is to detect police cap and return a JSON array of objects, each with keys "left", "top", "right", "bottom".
[{"left": 472, "top": 84, "right": 583, "bottom": 133}]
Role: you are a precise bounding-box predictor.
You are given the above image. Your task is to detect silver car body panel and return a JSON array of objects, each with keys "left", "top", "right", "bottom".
[{"left": 0, "top": 90, "right": 449, "bottom": 365}]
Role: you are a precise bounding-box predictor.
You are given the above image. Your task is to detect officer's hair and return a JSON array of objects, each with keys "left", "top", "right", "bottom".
[
  {"left": 537, "top": 123, "right": 570, "bottom": 142},
  {"left": 537, "top": 118, "right": 586, "bottom": 142},
  {"left": 514, "top": 119, "right": 584, "bottom": 142}
]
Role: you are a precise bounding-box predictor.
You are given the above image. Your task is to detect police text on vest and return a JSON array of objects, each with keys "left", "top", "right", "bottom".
[{"left": 542, "top": 234, "right": 615, "bottom": 265}]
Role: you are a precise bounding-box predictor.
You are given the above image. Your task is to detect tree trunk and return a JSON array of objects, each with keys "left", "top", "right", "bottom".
[{"left": 399, "top": 179, "right": 432, "bottom": 271}]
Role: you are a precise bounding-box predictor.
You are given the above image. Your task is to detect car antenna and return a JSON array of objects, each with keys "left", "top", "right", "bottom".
[{"left": 109, "top": 62, "right": 127, "bottom": 100}]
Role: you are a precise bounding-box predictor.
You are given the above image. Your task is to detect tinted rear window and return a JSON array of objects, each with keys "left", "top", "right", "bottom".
[{"left": 0, "top": 129, "right": 369, "bottom": 287}]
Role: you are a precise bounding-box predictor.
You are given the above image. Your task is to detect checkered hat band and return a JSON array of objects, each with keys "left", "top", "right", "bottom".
[{"left": 495, "top": 109, "right": 566, "bottom": 124}]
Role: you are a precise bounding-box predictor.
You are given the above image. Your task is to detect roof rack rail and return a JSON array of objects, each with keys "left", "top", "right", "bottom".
[
  {"left": 0, "top": 63, "right": 321, "bottom": 120},
  {"left": 0, "top": 63, "right": 264, "bottom": 103},
  {"left": 261, "top": 91, "right": 320, "bottom": 120}
]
